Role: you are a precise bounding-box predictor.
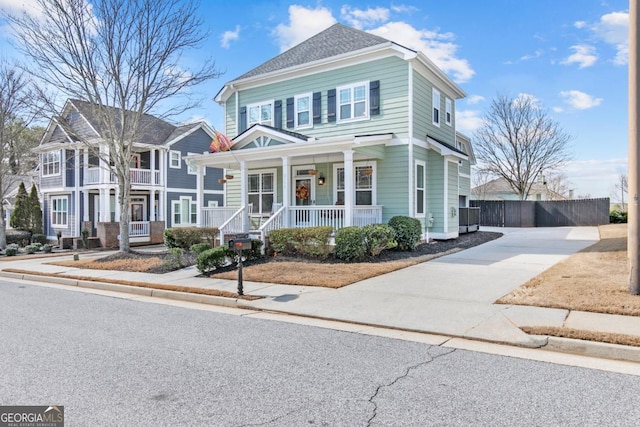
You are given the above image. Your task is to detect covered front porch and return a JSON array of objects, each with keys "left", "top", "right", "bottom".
[{"left": 187, "top": 126, "right": 392, "bottom": 242}]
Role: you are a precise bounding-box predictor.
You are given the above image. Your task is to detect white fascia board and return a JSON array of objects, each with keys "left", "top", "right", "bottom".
[
  {"left": 412, "top": 53, "right": 466, "bottom": 99},
  {"left": 426, "top": 136, "right": 468, "bottom": 161},
  {"left": 215, "top": 43, "right": 403, "bottom": 103}
]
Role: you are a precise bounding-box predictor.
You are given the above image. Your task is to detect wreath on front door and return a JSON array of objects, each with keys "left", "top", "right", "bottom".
[{"left": 296, "top": 184, "right": 309, "bottom": 200}]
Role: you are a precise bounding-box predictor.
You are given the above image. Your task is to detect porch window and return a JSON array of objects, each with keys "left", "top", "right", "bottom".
[
  {"left": 248, "top": 101, "right": 273, "bottom": 126},
  {"left": 248, "top": 170, "right": 275, "bottom": 215},
  {"left": 51, "top": 196, "right": 68, "bottom": 226},
  {"left": 335, "top": 163, "right": 375, "bottom": 205},
  {"left": 172, "top": 197, "right": 197, "bottom": 226},
  {"left": 295, "top": 93, "right": 312, "bottom": 128},
  {"left": 42, "top": 150, "right": 61, "bottom": 176},
  {"left": 338, "top": 82, "right": 368, "bottom": 122},
  {"left": 415, "top": 160, "right": 426, "bottom": 217}
]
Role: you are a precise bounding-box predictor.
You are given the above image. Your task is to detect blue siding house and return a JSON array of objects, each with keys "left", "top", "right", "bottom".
[{"left": 35, "top": 99, "right": 224, "bottom": 247}]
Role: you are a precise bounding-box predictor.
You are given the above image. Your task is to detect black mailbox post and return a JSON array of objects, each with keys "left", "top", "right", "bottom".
[{"left": 228, "top": 237, "right": 253, "bottom": 296}]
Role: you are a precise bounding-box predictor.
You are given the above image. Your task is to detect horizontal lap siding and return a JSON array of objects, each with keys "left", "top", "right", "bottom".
[
  {"left": 459, "top": 176, "right": 470, "bottom": 198},
  {"left": 166, "top": 129, "right": 224, "bottom": 192},
  {"left": 378, "top": 145, "right": 409, "bottom": 223},
  {"left": 225, "top": 96, "right": 237, "bottom": 137},
  {"left": 427, "top": 153, "right": 444, "bottom": 233},
  {"left": 412, "top": 71, "right": 456, "bottom": 145},
  {"left": 230, "top": 56, "right": 409, "bottom": 139},
  {"left": 448, "top": 161, "right": 459, "bottom": 234}
]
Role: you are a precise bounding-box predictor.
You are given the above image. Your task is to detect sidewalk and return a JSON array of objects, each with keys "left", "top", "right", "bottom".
[{"left": 2, "top": 226, "right": 640, "bottom": 363}]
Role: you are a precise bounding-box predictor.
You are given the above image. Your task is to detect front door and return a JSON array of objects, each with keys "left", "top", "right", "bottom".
[{"left": 294, "top": 175, "right": 315, "bottom": 225}]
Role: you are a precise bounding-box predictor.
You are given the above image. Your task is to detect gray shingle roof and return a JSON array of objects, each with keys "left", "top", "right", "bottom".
[{"left": 231, "top": 23, "right": 391, "bottom": 82}]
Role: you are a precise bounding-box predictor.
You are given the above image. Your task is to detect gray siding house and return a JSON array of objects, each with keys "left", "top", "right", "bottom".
[
  {"left": 35, "top": 99, "right": 224, "bottom": 246},
  {"left": 187, "top": 24, "right": 474, "bottom": 242}
]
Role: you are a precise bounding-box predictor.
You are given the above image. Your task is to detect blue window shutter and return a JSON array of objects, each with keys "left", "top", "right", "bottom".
[
  {"left": 370, "top": 80, "right": 380, "bottom": 116},
  {"left": 239, "top": 106, "right": 247, "bottom": 132},
  {"left": 274, "top": 100, "right": 282, "bottom": 128},
  {"left": 312, "top": 92, "right": 321, "bottom": 124},
  {"left": 286, "top": 97, "right": 294, "bottom": 128},
  {"left": 327, "top": 89, "right": 336, "bottom": 122}
]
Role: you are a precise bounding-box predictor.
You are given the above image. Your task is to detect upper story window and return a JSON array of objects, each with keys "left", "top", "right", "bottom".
[
  {"left": 432, "top": 88, "right": 441, "bottom": 126},
  {"left": 169, "top": 150, "right": 181, "bottom": 168},
  {"left": 445, "top": 98, "right": 452, "bottom": 126},
  {"left": 338, "top": 81, "right": 368, "bottom": 122},
  {"left": 42, "top": 150, "right": 61, "bottom": 176},
  {"left": 248, "top": 101, "right": 273, "bottom": 126},
  {"left": 295, "top": 93, "right": 312, "bottom": 128}
]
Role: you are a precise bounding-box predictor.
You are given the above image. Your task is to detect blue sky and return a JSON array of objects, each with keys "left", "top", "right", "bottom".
[{"left": 0, "top": 0, "right": 630, "bottom": 199}]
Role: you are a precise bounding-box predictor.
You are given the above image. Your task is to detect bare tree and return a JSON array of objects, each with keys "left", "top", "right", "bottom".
[
  {"left": 6, "top": 0, "right": 221, "bottom": 252},
  {"left": 0, "top": 59, "right": 40, "bottom": 249},
  {"left": 543, "top": 171, "right": 573, "bottom": 200},
  {"left": 473, "top": 94, "right": 573, "bottom": 200},
  {"left": 470, "top": 167, "right": 496, "bottom": 200},
  {"left": 613, "top": 173, "right": 628, "bottom": 211}
]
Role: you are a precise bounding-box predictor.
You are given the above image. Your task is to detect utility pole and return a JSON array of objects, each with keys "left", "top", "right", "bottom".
[{"left": 629, "top": 0, "right": 640, "bottom": 294}]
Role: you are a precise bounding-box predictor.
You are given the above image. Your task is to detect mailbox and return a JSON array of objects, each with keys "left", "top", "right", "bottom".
[{"left": 229, "top": 237, "right": 252, "bottom": 251}]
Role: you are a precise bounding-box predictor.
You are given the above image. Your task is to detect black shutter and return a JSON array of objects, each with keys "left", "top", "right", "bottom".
[
  {"left": 274, "top": 100, "right": 282, "bottom": 129},
  {"left": 286, "top": 97, "right": 294, "bottom": 128},
  {"left": 370, "top": 80, "right": 380, "bottom": 116},
  {"left": 327, "top": 89, "right": 336, "bottom": 122},
  {"left": 239, "top": 106, "right": 247, "bottom": 132},
  {"left": 312, "top": 92, "right": 321, "bottom": 124}
]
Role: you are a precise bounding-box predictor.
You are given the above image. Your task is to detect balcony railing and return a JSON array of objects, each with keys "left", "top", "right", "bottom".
[{"left": 84, "top": 167, "right": 160, "bottom": 186}]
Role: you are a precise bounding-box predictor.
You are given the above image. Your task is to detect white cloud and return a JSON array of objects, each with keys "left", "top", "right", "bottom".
[
  {"left": 559, "top": 90, "right": 603, "bottom": 110},
  {"left": 574, "top": 21, "right": 587, "bottom": 29},
  {"left": 341, "top": 6, "right": 389, "bottom": 30},
  {"left": 456, "top": 110, "right": 484, "bottom": 134},
  {"left": 391, "top": 4, "right": 419, "bottom": 14},
  {"left": 467, "top": 95, "right": 485, "bottom": 105},
  {"left": 593, "top": 11, "right": 629, "bottom": 65},
  {"left": 561, "top": 44, "right": 598, "bottom": 68},
  {"left": 368, "top": 21, "right": 474, "bottom": 83},
  {"left": 552, "top": 106, "right": 564, "bottom": 113},
  {"left": 220, "top": 25, "right": 240, "bottom": 49},
  {"left": 515, "top": 93, "right": 542, "bottom": 108},
  {"left": 564, "top": 158, "right": 628, "bottom": 198},
  {"left": 520, "top": 49, "right": 544, "bottom": 61},
  {"left": 272, "top": 5, "right": 337, "bottom": 52}
]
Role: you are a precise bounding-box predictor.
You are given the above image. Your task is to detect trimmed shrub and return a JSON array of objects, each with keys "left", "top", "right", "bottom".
[
  {"left": 5, "top": 244, "right": 19, "bottom": 256},
  {"left": 196, "top": 247, "right": 230, "bottom": 274},
  {"left": 42, "top": 244, "right": 53, "bottom": 253},
  {"left": 610, "top": 210, "right": 628, "bottom": 224},
  {"left": 190, "top": 242, "right": 213, "bottom": 254},
  {"left": 24, "top": 244, "right": 38, "bottom": 254},
  {"left": 268, "top": 226, "right": 332, "bottom": 258},
  {"left": 200, "top": 227, "right": 219, "bottom": 247},
  {"left": 32, "top": 234, "right": 47, "bottom": 245},
  {"left": 248, "top": 239, "right": 264, "bottom": 260},
  {"left": 6, "top": 230, "right": 31, "bottom": 247},
  {"left": 388, "top": 216, "right": 422, "bottom": 251},
  {"left": 164, "top": 227, "right": 204, "bottom": 251},
  {"left": 334, "top": 226, "right": 366, "bottom": 261},
  {"left": 166, "top": 247, "right": 185, "bottom": 269},
  {"left": 363, "top": 224, "right": 397, "bottom": 256}
]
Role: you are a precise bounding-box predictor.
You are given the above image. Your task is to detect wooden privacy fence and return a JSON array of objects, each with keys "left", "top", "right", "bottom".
[{"left": 470, "top": 198, "right": 610, "bottom": 227}]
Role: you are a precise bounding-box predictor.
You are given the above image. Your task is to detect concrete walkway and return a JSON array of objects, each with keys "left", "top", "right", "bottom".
[{"left": 2, "top": 226, "right": 640, "bottom": 363}]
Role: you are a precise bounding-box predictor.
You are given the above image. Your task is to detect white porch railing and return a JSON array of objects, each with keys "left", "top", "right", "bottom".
[
  {"left": 129, "top": 221, "right": 150, "bottom": 236},
  {"left": 218, "top": 205, "right": 253, "bottom": 244},
  {"left": 201, "top": 207, "right": 239, "bottom": 228},
  {"left": 257, "top": 205, "right": 286, "bottom": 243},
  {"left": 286, "top": 205, "right": 382, "bottom": 230},
  {"left": 83, "top": 167, "right": 160, "bottom": 186}
]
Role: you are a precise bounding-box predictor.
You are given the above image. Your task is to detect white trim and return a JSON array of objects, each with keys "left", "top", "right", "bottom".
[
  {"left": 169, "top": 150, "right": 181, "bottom": 168},
  {"left": 294, "top": 92, "right": 313, "bottom": 129},
  {"left": 408, "top": 63, "right": 414, "bottom": 216},
  {"left": 432, "top": 88, "right": 441, "bottom": 127},
  {"left": 292, "top": 164, "right": 317, "bottom": 205},
  {"left": 415, "top": 160, "right": 426, "bottom": 217},
  {"left": 443, "top": 158, "right": 448, "bottom": 232},
  {"left": 171, "top": 195, "right": 197, "bottom": 226},
  {"left": 429, "top": 231, "right": 459, "bottom": 240},
  {"left": 42, "top": 150, "right": 62, "bottom": 177},
  {"left": 445, "top": 98, "right": 452, "bottom": 126},
  {"left": 165, "top": 187, "right": 225, "bottom": 195},
  {"left": 337, "top": 81, "right": 369, "bottom": 123},
  {"left": 247, "top": 168, "right": 278, "bottom": 216},
  {"left": 333, "top": 161, "right": 377, "bottom": 205},
  {"left": 247, "top": 99, "right": 275, "bottom": 127},
  {"left": 50, "top": 195, "right": 69, "bottom": 227}
]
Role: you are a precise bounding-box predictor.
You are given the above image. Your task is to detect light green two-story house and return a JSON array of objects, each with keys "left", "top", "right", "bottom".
[{"left": 187, "top": 23, "right": 474, "bottom": 242}]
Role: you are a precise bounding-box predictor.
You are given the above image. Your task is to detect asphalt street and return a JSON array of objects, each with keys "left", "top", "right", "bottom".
[{"left": 2, "top": 279, "right": 640, "bottom": 426}]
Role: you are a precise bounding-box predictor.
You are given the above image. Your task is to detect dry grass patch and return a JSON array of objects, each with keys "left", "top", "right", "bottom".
[
  {"left": 498, "top": 223, "right": 640, "bottom": 316},
  {"left": 522, "top": 326, "right": 640, "bottom": 348},
  {"left": 52, "top": 256, "right": 165, "bottom": 272}
]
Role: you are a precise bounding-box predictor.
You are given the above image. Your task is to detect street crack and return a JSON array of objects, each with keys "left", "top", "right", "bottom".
[{"left": 366, "top": 347, "right": 456, "bottom": 426}]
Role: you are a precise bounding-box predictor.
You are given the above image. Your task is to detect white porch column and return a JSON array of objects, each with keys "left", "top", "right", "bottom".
[
  {"left": 158, "top": 190, "right": 165, "bottom": 222},
  {"left": 150, "top": 189, "right": 156, "bottom": 221},
  {"left": 100, "top": 189, "right": 109, "bottom": 222},
  {"left": 196, "top": 164, "right": 203, "bottom": 226},
  {"left": 83, "top": 148, "right": 89, "bottom": 182},
  {"left": 343, "top": 149, "right": 354, "bottom": 227},
  {"left": 240, "top": 160, "right": 248, "bottom": 231},
  {"left": 74, "top": 148, "right": 81, "bottom": 234},
  {"left": 282, "top": 156, "right": 289, "bottom": 227},
  {"left": 114, "top": 186, "right": 121, "bottom": 224},
  {"left": 83, "top": 191, "right": 89, "bottom": 222},
  {"left": 150, "top": 148, "right": 156, "bottom": 185}
]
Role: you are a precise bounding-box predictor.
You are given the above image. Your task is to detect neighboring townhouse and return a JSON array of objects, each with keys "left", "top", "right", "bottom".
[
  {"left": 471, "top": 177, "right": 564, "bottom": 201},
  {"left": 187, "top": 23, "right": 474, "bottom": 242},
  {"left": 34, "top": 99, "right": 224, "bottom": 247}
]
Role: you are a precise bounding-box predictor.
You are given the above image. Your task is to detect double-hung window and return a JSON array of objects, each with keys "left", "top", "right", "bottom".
[
  {"left": 51, "top": 196, "right": 68, "bottom": 226},
  {"left": 432, "top": 88, "right": 441, "bottom": 126},
  {"left": 248, "top": 101, "right": 273, "bottom": 126},
  {"left": 338, "top": 82, "right": 368, "bottom": 122},
  {"left": 172, "top": 197, "right": 197, "bottom": 226},
  {"left": 415, "top": 161, "right": 426, "bottom": 217},
  {"left": 42, "top": 150, "right": 61, "bottom": 176},
  {"left": 248, "top": 170, "right": 275, "bottom": 215},
  {"left": 445, "top": 98, "right": 452, "bottom": 126},
  {"left": 295, "top": 93, "right": 312, "bottom": 128},
  {"left": 169, "top": 151, "right": 181, "bottom": 168},
  {"left": 334, "top": 163, "right": 375, "bottom": 205}
]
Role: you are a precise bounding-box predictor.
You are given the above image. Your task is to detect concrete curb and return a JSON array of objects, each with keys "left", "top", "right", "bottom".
[{"left": 540, "top": 335, "right": 640, "bottom": 364}]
